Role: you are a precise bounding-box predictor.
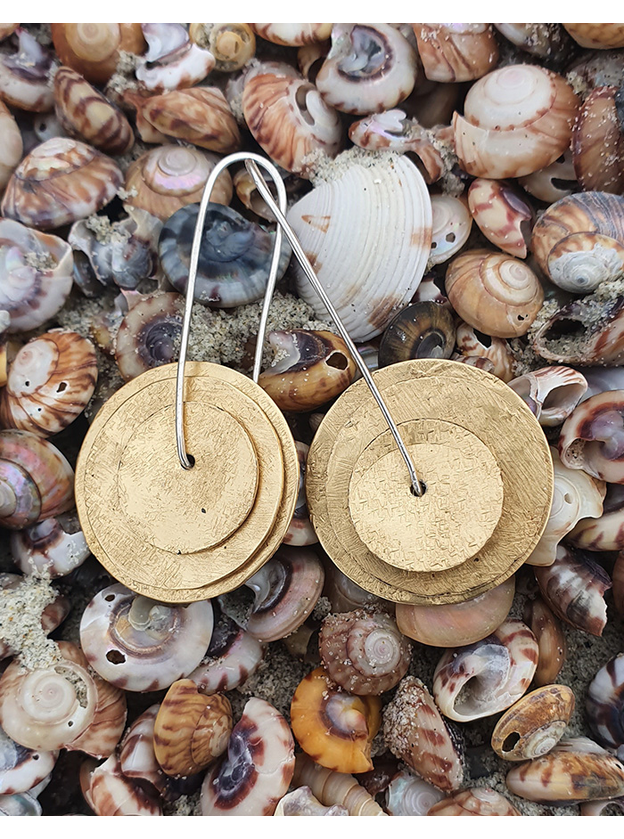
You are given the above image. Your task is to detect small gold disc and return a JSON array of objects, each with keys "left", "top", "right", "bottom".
[{"left": 348, "top": 421, "right": 503, "bottom": 573}]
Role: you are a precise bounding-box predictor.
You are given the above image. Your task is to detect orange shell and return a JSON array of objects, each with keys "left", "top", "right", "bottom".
[{"left": 51, "top": 23, "right": 145, "bottom": 84}]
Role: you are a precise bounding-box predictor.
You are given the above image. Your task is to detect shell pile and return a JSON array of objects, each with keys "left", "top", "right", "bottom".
[{"left": 3, "top": 20, "right": 624, "bottom": 818}]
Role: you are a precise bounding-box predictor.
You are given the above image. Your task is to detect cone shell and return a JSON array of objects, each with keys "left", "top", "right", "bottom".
[
  {"left": 287, "top": 153, "right": 432, "bottom": 342},
  {"left": 564, "top": 24, "right": 624, "bottom": 49},
  {"left": 491, "top": 685, "right": 574, "bottom": 761},
  {"left": 468, "top": 179, "right": 534, "bottom": 258},
  {"left": 0, "top": 103, "right": 22, "bottom": 191},
  {"left": 413, "top": 24, "right": 498, "bottom": 83},
  {"left": 51, "top": 23, "right": 146, "bottom": 85},
  {"left": 428, "top": 787, "right": 521, "bottom": 816},
  {"left": 524, "top": 597, "right": 566, "bottom": 687}
]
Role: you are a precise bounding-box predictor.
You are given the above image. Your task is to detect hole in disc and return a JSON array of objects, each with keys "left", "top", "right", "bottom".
[
  {"left": 410, "top": 481, "right": 427, "bottom": 497},
  {"left": 186, "top": 454, "right": 196, "bottom": 468}
]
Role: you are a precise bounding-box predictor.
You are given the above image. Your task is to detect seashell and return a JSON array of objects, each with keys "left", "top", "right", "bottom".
[
  {"left": 0, "top": 25, "right": 18, "bottom": 41},
  {"left": 79, "top": 583, "right": 214, "bottom": 692},
  {"left": 534, "top": 544, "right": 611, "bottom": 636},
  {"left": 433, "top": 618, "right": 538, "bottom": 722},
  {"left": 232, "top": 167, "right": 282, "bottom": 221},
  {"left": 201, "top": 697, "right": 295, "bottom": 816},
  {"left": 0, "top": 430, "right": 74, "bottom": 529},
  {"left": 159, "top": 203, "right": 289, "bottom": 308},
  {"left": 1, "top": 138, "right": 122, "bottom": 231},
  {"left": 559, "top": 390, "right": 624, "bottom": 483},
  {"left": 428, "top": 196, "right": 472, "bottom": 263},
  {"left": 298, "top": 42, "right": 330, "bottom": 83},
  {"left": 445, "top": 249, "right": 544, "bottom": 338},
  {"left": 153, "top": 680, "right": 232, "bottom": 777},
  {"left": 140, "top": 88, "right": 240, "bottom": 154},
  {"left": 378, "top": 302, "right": 455, "bottom": 367},
  {"left": 114, "top": 291, "right": 182, "bottom": 381},
  {"left": 319, "top": 609, "right": 410, "bottom": 695},
  {"left": 275, "top": 786, "right": 348, "bottom": 816},
  {"left": 491, "top": 684, "right": 574, "bottom": 761},
  {"left": 53, "top": 67, "right": 134, "bottom": 156},
  {"left": 385, "top": 769, "right": 445, "bottom": 816},
  {"left": 89, "top": 753, "right": 162, "bottom": 816},
  {"left": 323, "top": 562, "right": 385, "bottom": 613},
  {"left": 252, "top": 24, "right": 332, "bottom": 46},
  {"left": 526, "top": 447, "right": 605, "bottom": 567},
  {"left": 258, "top": 330, "right": 356, "bottom": 412},
  {"left": 581, "top": 798, "right": 624, "bottom": 815},
  {"left": 532, "top": 192, "right": 624, "bottom": 293},
  {"left": 572, "top": 86, "right": 624, "bottom": 194},
  {"left": 454, "top": 322, "right": 515, "bottom": 382},
  {"left": 242, "top": 74, "right": 343, "bottom": 175},
  {"left": 524, "top": 597, "right": 566, "bottom": 687},
  {"left": 189, "top": 24, "right": 255, "bottom": 73},
  {"left": 0, "top": 791, "right": 41, "bottom": 816},
  {"left": 0, "top": 726, "right": 57, "bottom": 796},
  {"left": 51, "top": 23, "right": 145, "bottom": 84},
  {"left": 508, "top": 366, "right": 587, "bottom": 427},
  {"left": 580, "top": 367, "right": 624, "bottom": 401},
  {"left": 614, "top": 551, "right": 624, "bottom": 615},
  {"left": 139, "top": 23, "right": 188, "bottom": 62},
  {"left": 290, "top": 667, "right": 381, "bottom": 773},
  {"left": 428, "top": 787, "right": 521, "bottom": 816},
  {"left": 453, "top": 64, "right": 579, "bottom": 179},
  {"left": 0, "top": 219, "right": 73, "bottom": 333},
  {"left": 136, "top": 24, "right": 215, "bottom": 94},
  {"left": 383, "top": 676, "right": 463, "bottom": 791},
  {"left": 292, "top": 753, "right": 387, "bottom": 816},
  {"left": 564, "top": 24, "right": 624, "bottom": 49},
  {"left": 467, "top": 179, "right": 534, "bottom": 259},
  {"left": 225, "top": 60, "right": 301, "bottom": 125},
  {"left": 586, "top": 654, "right": 624, "bottom": 759},
  {"left": 124, "top": 144, "right": 232, "bottom": 221},
  {"left": 518, "top": 149, "right": 578, "bottom": 204},
  {"left": 284, "top": 441, "right": 317, "bottom": 546},
  {"left": 506, "top": 737, "right": 624, "bottom": 803},
  {"left": 245, "top": 546, "right": 325, "bottom": 642},
  {"left": 0, "top": 330, "right": 97, "bottom": 437},
  {"left": 316, "top": 24, "right": 418, "bottom": 115},
  {"left": 453, "top": 355, "right": 495, "bottom": 373},
  {"left": 396, "top": 577, "right": 515, "bottom": 647},
  {"left": 287, "top": 153, "right": 432, "bottom": 342},
  {"left": 0, "top": 103, "right": 22, "bottom": 191},
  {"left": 493, "top": 24, "right": 573, "bottom": 63},
  {"left": 569, "top": 483, "right": 624, "bottom": 551},
  {"left": 412, "top": 24, "right": 498, "bottom": 83},
  {"left": 0, "top": 29, "right": 55, "bottom": 113},
  {"left": 10, "top": 513, "right": 89, "bottom": 578}
]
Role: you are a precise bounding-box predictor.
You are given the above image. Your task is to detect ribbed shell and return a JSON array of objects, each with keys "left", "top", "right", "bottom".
[
  {"left": 292, "top": 753, "right": 386, "bottom": 816},
  {"left": 413, "top": 24, "right": 499, "bottom": 83},
  {"left": 491, "top": 685, "right": 575, "bottom": 761}
]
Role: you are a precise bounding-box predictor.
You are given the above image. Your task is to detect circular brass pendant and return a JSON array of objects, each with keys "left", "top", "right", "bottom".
[
  {"left": 306, "top": 359, "right": 553, "bottom": 604},
  {"left": 75, "top": 362, "right": 299, "bottom": 602}
]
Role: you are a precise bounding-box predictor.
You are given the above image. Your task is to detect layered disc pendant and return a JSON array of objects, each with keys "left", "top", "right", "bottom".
[
  {"left": 75, "top": 362, "right": 298, "bottom": 603},
  {"left": 306, "top": 359, "right": 554, "bottom": 604}
]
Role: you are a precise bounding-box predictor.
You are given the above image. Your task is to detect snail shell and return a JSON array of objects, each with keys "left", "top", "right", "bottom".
[
  {"left": 493, "top": 24, "right": 573, "bottom": 64},
  {"left": 258, "top": 330, "right": 356, "bottom": 412},
  {"left": 323, "top": 562, "right": 386, "bottom": 613},
  {"left": 287, "top": 152, "right": 432, "bottom": 342},
  {"left": 508, "top": 366, "right": 588, "bottom": 427},
  {"left": 581, "top": 798, "right": 624, "bottom": 815},
  {"left": 189, "top": 24, "right": 255, "bottom": 73},
  {"left": 275, "top": 786, "right": 348, "bottom": 816},
  {"left": 383, "top": 676, "right": 463, "bottom": 792},
  {"left": 319, "top": 609, "right": 411, "bottom": 695},
  {"left": 445, "top": 249, "right": 544, "bottom": 339},
  {"left": 51, "top": 23, "right": 145, "bottom": 84},
  {"left": 242, "top": 74, "right": 343, "bottom": 174},
  {"left": 252, "top": 24, "right": 332, "bottom": 46},
  {"left": 0, "top": 102, "right": 22, "bottom": 191},
  {"left": 201, "top": 698, "right": 295, "bottom": 816},
  {"left": 433, "top": 618, "right": 538, "bottom": 722},
  {"left": 428, "top": 787, "right": 521, "bottom": 816},
  {"left": 290, "top": 667, "right": 381, "bottom": 774},
  {"left": 559, "top": 390, "right": 624, "bottom": 483},
  {"left": 385, "top": 769, "right": 445, "bottom": 816},
  {"left": 153, "top": 680, "right": 232, "bottom": 777},
  {"left": 396, "top": 577, "right": 515, "bottom": 647},
  {"left": 0, "top": 29, "right": 55, "bottom": 113},
  {"left": 519, "top": 149, "right": 578, "bottom": 203},
  {"left": 0, "top": 792, "right": 41, "bottom": 816},
  {"left": 1, "top": 138, "right": 123, "bottom": 231},
  {"left": 124, "top": 144, "right": 233, "bottom": 221},
  {"left": 491, "top": 684, "right": 575, "bottom": 761},
  {"left": 412, "top": 24, "right": 498, "bottom": 83},
  {"left": 89, "top": 753, "right": 162, "bottom": 816},
  {"left": 454, "top": 322, "right": 515, "bottom": 382},
  {"left": 564, "top": 24, "right": 624, "bottom": 49},
  {"left": 534, "top": 544, "right": 611, "bottom": 636},
  {"left": 79, "top": 583, "right": 214, "bottom": 692},
  {"left": 0, "top": 726, "right": 57, "bottom": 796},
  {"left": 378, "top": 302, "right": 456, "bottom": 366},
  {"left": 11, "top": 514, "right": 89, "bottom": 578},
  {"left": 573, "top": 86, "right": 624, "bottom": 194},
  {"left": 587, "top": 654, "right": 624, "bottom": 758},
  {"left": 453, "top": 64, "right": 579, "bottom": 179},
  {"left": 524, "top": 597, "right": 566, "bottom": 688},
  {"left": 292, "top": 753, "right": 386, "bottom": 816},
  {"left": 114, "top": 291, "right": 182, "bottom": 381},
  {"left": 283, "top": 441, "right": 317, "bottom": 546},
  {"left": 569, "top": 483, "right": 624, "bottom": 551},
  {"left": 316, "top": 24, "right": 418, "bottom": 115},
  {"left": 429, "top": 196, "right": 472, "bottom": 263},
  {"left": 135, "top": 26, "right": 215, "bottom": 95},
  {"left": 532, "top": 192, "right": 624, "bottom": 293},
  {"left": 468, "top": 179, "right": 534, "bottom": 259},
  {"left": 0, "top": 330, "right": 98, "bottom": 437}
]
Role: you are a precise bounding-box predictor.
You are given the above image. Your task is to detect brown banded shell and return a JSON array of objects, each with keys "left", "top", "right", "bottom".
[
  {"left": 124, "top": 144, "right": 232, "bottom": 221},
  {"left": 573, "top": 87, "right": 624, "bottom": 193},
  {"left": 89, "top": 753, "right": 162, "bottom": 816},
  {"left": 491, "top": 685, "right": 575, "bottom": 761},
  {"left": 429, "top": 196, "right": 472, "bottom": 263},
  {"left": 454, "top": 322, "right": 515, "bottom": 382},
  {"left": 140, "top": 88, "right": 240, "bottom": 154},
  {"left": 0, "top": 29, "right": 55, "bottom": 112},
  {"left": 252, "top": 24, "right": 332, "bottom": 46},
  {"left": 508, "top": 366, "right": 588, "bottom": 427},
  {"left": 559, "top": 390, "right": 624, "bottom": 483},
  {"left": 586, "top": 654, "right": 624, "bottom": 758},
  {"left": 445, "top": 249, "right": 544, "bottom": 338},
  {"left": 453, "top": 64, "right": 579, "bottom": 179},
  {"left": 188, "top": 609, "right": 264, "bottom": 694},
  {"left": 524, "top": 597, "right": 566, "bottom": 687},
  {"left": 292, "top": 753, "right": 386, "bottom": 816},
  {"left": 519, "top": 149, "right": 578, "bottom": 203},
  {"left": 53, "top": 67, "right": 133, "bottom": 156},
  {"left": 0, "top": 726, "right": 57, "bottom": 796},
  {"left": 0, "top": 102, "right": 22, "bottom": 190},
  {"left": 468, "top": 179, "right": 534, "bottom": 258},
  {"left": 258, "top": 330, "right": 356, "bottom": 412},
  {"left": 153, "top": 680, "right": 232, "bottom": 777},
  {"left": 1, "top": 138, "right": 123, "bottom": 231},
  {"left": 564, "top": 24, "right": 624, "bottom": 49},
  {"left": 428, "top": 787, "right": 521, "bottom": 816},
  {"left": 51, "top": 23, "right": 146, "bottom": 84},
  {"left": 290, "top": 667, "right": 381, "bottom": 774},
  {"left": 275, "top": 786, "right": 348, "bottom": 816},
  {"left": 319, "top": 609, "right": 411, "bottom": 695},
  {"left": 11, "top": 514, "right": 89, "bottom": 579},
  {"left": 383, "top": 676, "right": 463, "bottom": 792},
  {"left": 378, "top": 302, "right": 456, "bottom": 366},
  {"left": 114, "top": 292, "right": 182, "bottom": 381},
  {"left": 412, "top": 24, "right": 498, "bottom": 83},
  {"left": 0, "top": 330, "right": 98, "bottom": 437},
  {"left": 189, "top": 24, "right": 255, "bottom": 72},
  {"left": 242, "top": 74, "right": 343, "bottom": 175},
  {"left": 569, "top": 483, "right": 624, "bottom": 551}
]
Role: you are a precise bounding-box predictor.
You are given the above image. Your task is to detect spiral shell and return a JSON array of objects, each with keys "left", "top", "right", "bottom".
[
  {"left": 564, "top": 24, "right": 624, "bottom": 49},
  {"left": 287, "top": 152, "right": 432, "bottom": 342},
  {"left": 189, "top": 24, "right": 255, "bottom": 72},
  {"left": 586, "top": 655, "right": 624, "bottom": 758},
  {"left": 519, "top": 149, "right": 578, "bottom": 203},
  {"left": 524, "top": 597, "right": 566, "bottom": 687},
  {"left": 468, "top": 179, "right": 534, "bottom": 259},
  {"left": 89, "top": 753, "right": 162, "bottom": 816},
  {"left": 79, "top": 583, "right": 214, "bottom": 692},
  {"left": 508, "top": 366, "right": 588, "bottom": 427},
  {"left": 292, "top": 753, "right": 386, "bottom": 816},
  {"left": 559, "top": 390, "right": 624, "bottom": 483},
  {"left": 284, "top": 441, "right": 317, "bottom": 546},
  {"left": 11, "top": 514, "right": 89, "bottom": 578},
  {"left": 413, "top": 24, "right": 498, "bottom": 83},
  {"left": 453, "top": 64, "right": 579, "bottom": 179},
  {"left": 428, "top": 787, "right": 521, "bottom": 816},
  {"left": 201, "top": 698, "right": 295, "bottom": 816},
  {"left": 378, "top": 302, "right": 455, "bottom": 367},
  {"left": 491, "top": 684, "right": 574, "bottom": 761},
  {"left": 0, "top": 102, "right": 22, "bottom": 191},
  {"left": 275, "top": 786, "right": 348, "bottom": 816},
  {"left": 445, "top": 250, "right": 544, "bottom": 339},
  {"left": 385, "top": 769, "right": 445, "bottom": 816},
  {"left": 114, "top": 292, "right": 182, "bottom": 381},
  {"left": 242, "top": 74, "right": 342, "bottom": 174},
  {"left": 0, "top": 29, "right": 55, "bottom": 113},
  {"left": 290, "top": 667, "right": 381, "bottom": 774},
  {"left": 569, "top": 483, "right": 624, "bottom": 551},
  {"left": 1, "top": 138, "right": 123, "bottom": 231},
  {"left": 124, "top": 144, "right": 232, "bottom": 221},
  {"left": 0, "top": 726, "right": 57, "bottom": 796},
  {"left": 135, "top": 26, "right": 215, "bottom": 94},
  {"left": 252, "top": 24, "right": 332, "bottom": 46},
  {"left": 51, "top": 23, "right": 145, "bottom": 84},
  {"left": 454, "top": 322, "right": 515, "bottom": 382},
  {"left": 323, "top": 562, "right": 385, "bottom": 613}
]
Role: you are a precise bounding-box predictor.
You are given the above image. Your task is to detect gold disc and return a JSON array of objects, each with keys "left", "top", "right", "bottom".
[
  {"left": 348, "top": 420, "right": 503, "bottom": 572},
  {"left": 306, "top": 359, "right": 553, "bottom": 604}
]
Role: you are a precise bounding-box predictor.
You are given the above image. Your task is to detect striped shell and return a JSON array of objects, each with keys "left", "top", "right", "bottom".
[
  {"left": 491, "top": 684, "right": 575, "bottom": 761},
  {"left": 0, "top": 102, "right": 22, "bottom": 190},
  {"left": 508, "top": 366, "right": 588, "bottom": 427},
  {"left": 252, "top": 24, "right": 332, "bottom": 46},
  {"left": 524, "top": 597, "right": 566, "bottom": 687},
  {"left": 454, "top": 322, "right": 515, "bottom": 382},
  {"left": 0, "top": 727, "right": 57, "bottom": 796},
  {"left": 287, "top": 153, "right": 432, "bottom": 342},
  {"left": 413, "top": 24, "right": 498, "bottom": 83},
  {"left": 292, "top": 753, "right": 386, "bottom": 816},
  {"left": 88, "top": 753, "right": 161, "bottom": 816},
  {"left": 51, "top": 23, "right": 145, "bottom": 85},
  {"left": 559, "top": 390, "right": 624, "bottom": 483},
  {"left": 0, "top": 29, "right": 55, "bottom": 112},
  {"left": 586, "top": 654, "right": 624, "bottom": 758},
  {"left": 569, "top": 483, "right": 624, "bottom": 551},
  {"left": 468, "top": 178, "right": 534, "bottom": 258}
]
